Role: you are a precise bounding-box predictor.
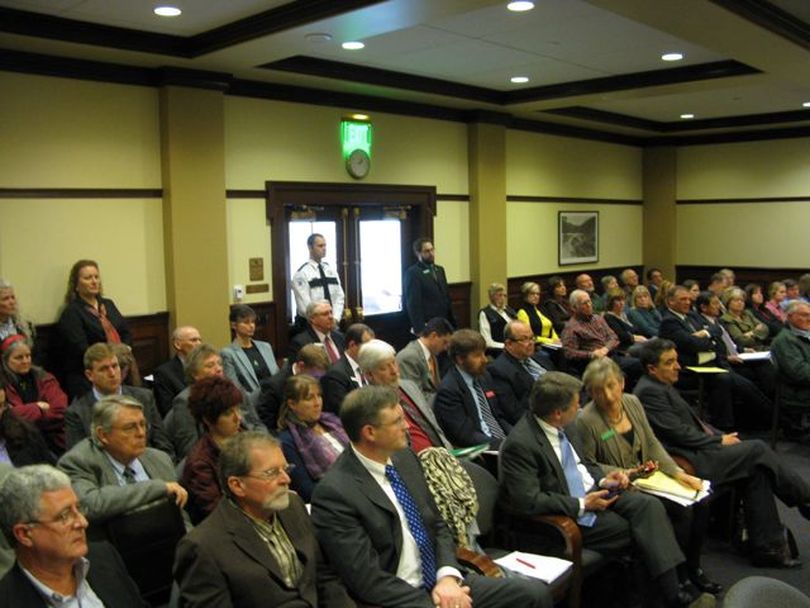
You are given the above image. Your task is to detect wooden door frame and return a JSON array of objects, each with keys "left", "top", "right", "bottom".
[{"left": 266, "top": 181, "right": 437, "bottom": 356}]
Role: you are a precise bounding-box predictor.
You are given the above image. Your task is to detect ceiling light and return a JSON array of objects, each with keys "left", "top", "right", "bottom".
[
  {"left": 507, "top": 1, "right": 535, "bottom": 11},
  {"left": 510, "top": 76, "right": 529, "bottom": 84},
  {"left": 305, "top": 33, "right": 332, "bottom": 44},
  {"left": 803, "top": 102, "right": 810, "bottom": 108},
  {"left": 661, "top": 52, "right": 684, "bottom": 62},
  {"left": 154, "top": 6, "right": 181, "bottom": 17},
  {"left": 351, "top": 113, "right": 369, "bottom": 120},
  {"left": 342, "top": 41, "right": 365, "bottom": 50},
  {"left": 680, "top": 113, "right": 695, "bottom": 119}
]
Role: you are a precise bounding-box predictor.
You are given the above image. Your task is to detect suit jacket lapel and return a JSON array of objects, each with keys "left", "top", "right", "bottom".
[
  {"left": 231, "top": 341, "right": 259, "bottom": 390},
  {"left": 529, "top": 415, "right": 570, "bottom": 494},
  {"left": 223, "top": 502, "right": 289, "bottom": 585}
]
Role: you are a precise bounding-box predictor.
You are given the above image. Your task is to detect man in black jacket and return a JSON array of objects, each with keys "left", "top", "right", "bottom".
[
  {"left": 152, "top": 325, "right": 201, "bottom": 416},
  {"left": 403, "top": 238, "right": 457, "bottom": 334}
]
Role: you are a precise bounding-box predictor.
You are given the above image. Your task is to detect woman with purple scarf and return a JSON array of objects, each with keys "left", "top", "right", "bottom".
[{"left": 278, "top": 374, "right": 349, "bottom": 502}]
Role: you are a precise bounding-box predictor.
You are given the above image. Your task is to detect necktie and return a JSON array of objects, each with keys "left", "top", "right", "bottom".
[
  {"left": 123, "top": 466, "right": 137, "bottom": 485},
  {"left": 323, "top": 336, "right": 339, "bottom": 363},
  {"left": 558, "top": 431, "right": 596, "bottom": 527},
  {"left": 317, "top": 263, "right": 333, "bottom": 307},
  {"left": 473, "top": 380, "right": 505, "bottom": 440},
  {"left": 718, "top": 324, "right": 739, "bottom": 356},
  {"left": 385, "top": 465, "right": 437, "bottom": 590},
  {"left": 428, "top": 355, "right": 439, "bottom": 386},
  {"left": 522, "top": 357, "right": 545, "bottom": 380}
]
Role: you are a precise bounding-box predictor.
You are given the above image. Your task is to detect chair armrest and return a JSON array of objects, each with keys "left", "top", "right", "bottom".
[
  {"left": 456, "top": 547, "right": 504, "bottom": 578},
  {"left": 530, "top": 514, "right": 582, "bottom": 563}
]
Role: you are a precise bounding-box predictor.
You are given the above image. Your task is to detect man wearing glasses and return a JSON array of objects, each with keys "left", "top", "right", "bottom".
[
  {"left": 174, "top": 431, "right": 355, "bottom": 607},
  {"left": 0, "top": 464, "right": 143, "bottom": 606},
  {"left": 58, "top": 395, "right": 187, "bottom": 523}
]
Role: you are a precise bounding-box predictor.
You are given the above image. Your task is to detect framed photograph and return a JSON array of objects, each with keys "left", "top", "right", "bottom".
[{"left": 558, "top": 211, "right": 598, "bottom": 266}]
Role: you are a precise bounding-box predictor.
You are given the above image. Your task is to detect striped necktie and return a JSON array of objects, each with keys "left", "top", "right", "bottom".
[{"left": 473, "top": 380, "right": 505, "bottom": 440}]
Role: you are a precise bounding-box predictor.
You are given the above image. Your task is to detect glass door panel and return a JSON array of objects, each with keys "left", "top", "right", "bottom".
[
  {"left": 358, "top": 219, "right": 402, "bottom": 316},
  {"left": 288, "top": 220, "right": 337, "bottom": 320}
]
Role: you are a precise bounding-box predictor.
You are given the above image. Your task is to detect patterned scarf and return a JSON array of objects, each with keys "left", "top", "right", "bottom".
[
  {"left": 85, "top": 301, "right": 121, "bottom": 343},
  {"left": 288, "top": 411, "right": 349, "bottom": 480}
]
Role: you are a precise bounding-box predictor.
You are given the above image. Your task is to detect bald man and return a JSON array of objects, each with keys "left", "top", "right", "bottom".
[{"left": 153, "top": 326, "right": 202, "bottom": 416}]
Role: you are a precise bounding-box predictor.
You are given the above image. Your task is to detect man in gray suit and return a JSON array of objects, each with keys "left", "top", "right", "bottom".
[
  {"left": 311, "top": 385, "right": 551, "bottom": 608},
  {"left": 359, "top": 339, "right": 451, "bottom": 454},
  {"left": 65, "top": 342, "right": 173, "bottom": 457},
  {"left": 396, "top": 317, "right": 453, "bottom": 404},
  {"left": 58, "top": 395, "right": 187, "bottom": 524}
]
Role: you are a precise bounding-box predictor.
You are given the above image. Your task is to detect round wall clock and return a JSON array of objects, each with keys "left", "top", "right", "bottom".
[{"left": 346, "top": 148, "right": 370, "bottom": 179}]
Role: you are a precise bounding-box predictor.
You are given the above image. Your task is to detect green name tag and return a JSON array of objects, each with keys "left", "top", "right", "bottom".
[{"left": 600, "top": 429, "right": 616, "bottom": 441}]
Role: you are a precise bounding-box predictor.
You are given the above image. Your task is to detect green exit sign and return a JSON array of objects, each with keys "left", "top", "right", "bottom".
[{"left": 340, "top": 119, "right": 372, "bottom": 159}]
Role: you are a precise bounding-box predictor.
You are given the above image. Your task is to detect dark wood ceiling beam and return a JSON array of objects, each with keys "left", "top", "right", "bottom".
[{"left": 710, "top": 0, "right": 810, "bottom": 51}]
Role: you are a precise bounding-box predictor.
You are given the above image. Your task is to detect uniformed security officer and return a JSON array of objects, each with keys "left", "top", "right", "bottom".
[{"left": 292, "top": 233, "right": 345, "bottom": 325}]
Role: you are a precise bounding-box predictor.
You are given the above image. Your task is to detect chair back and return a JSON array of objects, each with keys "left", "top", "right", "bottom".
[
  {"left": 460, "top": 459, "right": 498, "bottom": 537},
  {"left": 724, "top": 576, "right": 810, "bottom": 608}
]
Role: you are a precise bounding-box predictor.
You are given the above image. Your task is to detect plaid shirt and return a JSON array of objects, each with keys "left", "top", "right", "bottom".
[{"left": 561, "top": 314, "right": 620, "bottom": 359}]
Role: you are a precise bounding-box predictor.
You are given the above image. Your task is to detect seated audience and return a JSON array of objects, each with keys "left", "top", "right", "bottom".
[
  {"left": 311, "top": 385, "right": 552, "bottom": 608},
  {"left": 58, "top": 395, "right": 188, "bottom": 524},
  {"left": 0, "top": 375, "right": 54, "bottom": 466},
  {"left": 498, "top": 372, "right": 702, "bottom": 608},
  {"left": 541, "top": 275, "right": 572, "bottom": 335},
  {"left": 646, "top": 268, "right": 664, "bottom": 301},
  {"left": 706, "top": 273, "right": 727, "bottom": 313},
  {"left": 111, "top": 342, "right": 141, "bottom": 387},
  {"left": 720, "top": 287, "right": 770, "bottom": 350},
  {"left": 395, "top": 317, "right": 452, "bottom": 404},
  {"left": 65, "top": 342, "right": 171, "bottom": 455},
  {"left": 516, "top": 282, "right": 560, "bottom": 347},
  {"left": 0, "top": 465, "right": 143, "bottom": 607},
  {"left": 1, "top": 335, "right": 67, "bottom": 454},
  {"left": 167, "top": 343, "right": 264, "bottom": 459},
  {"left": 153, "top": 325, "right": 202, "bottom": 416},
  {"left": 221, "top": 304, "right": 280, "bottom": 405},
  {"left": 620, "top": 268, "right": 639, "bottom": 297},
  {"left": 359, "top": 339, "right": 451, "bottom": 452},
  {"left": 575, "top": 273, "right": 602, "bottom": 312},
  {"left": 576, "top": 358, "right": 720, "bottom": 595},
  {"left": 435, "top": 329, "right": 512, "bottom": 448},
  {"left": 603, "top": 290, "right": 647, "bottom": 354},
  {"left": 771, "top": 301, "right": 810, "bottom": 433},
  {"left": 561, "top": 289, "right": 643, "bottom": 384},
  {"left": 488, "top": 320, "right": 550, "bottom": 423},
  {"left": 680, "top": 280, "right": 700, "bottom": 311},
  {"left": 278, "top": 375, "right": 349, "bottom": 502},
  {"left": 627, "top": 285, "right": 662, "bottom": 338},
  {"left": 256, "top": 344, "right": 330, "bottom": 431},
  {"left": 181, "top": 376, "right": 243, "bottom": 524},
  {"left": 321, "top": 323, "right": 374, "bottom": 415},
  {"left": 799, "top": 273, "right": 810, "bottom": 302},
  {"left": 478, "top": 283, "right": 518, "bottom": 353},
  {"left": 746, "top": 283, "right": 784, "bottom": 338},
  {"left": 718, "top": 268, "right": 736, "bottom": 288},
  {"left": 56, "top": 260, "right": 131, "bottom": 399},
  {"left": 597, "top": 275, "right": 619, "bottom": 311},
  {"left": 174, "top": 431, "right": 356, "bottom": 608},
  {"left": 780, "top": 278, "right": 801, "bottom": 311},
  {"left": 765, "top": 281, "right": 787, "bottom": 323},
  {"left": 0, "top": 279, "right": 34, "bottom": 343},
  {"left": 634, "top": 339, "right": 810, "bottom": 568},
  {"left": 287, "top": 300, "right": 345, "bottom": 362}
]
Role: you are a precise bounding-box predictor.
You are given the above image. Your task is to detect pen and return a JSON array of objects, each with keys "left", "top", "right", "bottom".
[{"left": 515, "top": 557, "right": 536, "bottom": 569}]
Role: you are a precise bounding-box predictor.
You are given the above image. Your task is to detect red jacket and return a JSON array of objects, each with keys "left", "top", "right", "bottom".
[{"left": 5, "top": 372, "right": 67, "bottom": 452}]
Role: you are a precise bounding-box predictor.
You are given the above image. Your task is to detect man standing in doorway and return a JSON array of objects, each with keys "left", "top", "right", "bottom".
[
  {"left": 403, "top": 238, "right": 457, "bottom": 334},
  {"left": 292, "top": 233, "right": 345, "bottom": 326}
]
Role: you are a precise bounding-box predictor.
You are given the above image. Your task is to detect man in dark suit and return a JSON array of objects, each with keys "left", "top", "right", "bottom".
[
  {"left": 311, "top": 385, "right": 552, "bottom": 608},
  {"left": 0, "top": 465, "right": 143, "bottom": 607},
  {"left": 287, "top": 300, "right": 346, "bottom": 362},
  {"left": 152, "top": 325, "right": 201, "bottom": 416},
  {"left": 658, "top": 286, "right": 770, "bottom": 429},
  {"left": 488, "top": 320, "right": 551, "bottom": 423},
  {"left": 174, "top": 431, "right": 355, "bottom": 608},
  {"left": 634, "top": 338, "right": 810, "bottom": 568},
  {"left": 403, "top": 237, "right": 457, "bottom": 334},
  {"left": 256, "top": 344, "right": 330, "bottom": 430},
  {"left": 396, "top": 317, "right": 453, "bottom": 404},
  {"left": 65, "top": 342, "right": 173, "bottom": 457},
  {"left": 434, "top": 330, "right": 512, "bottom": 448},
  {"left": 499, "top": 372, "right": 706, "bottom": 608},
  {"left": 321, "top": 323, "right": 374, "bottom": 415}
]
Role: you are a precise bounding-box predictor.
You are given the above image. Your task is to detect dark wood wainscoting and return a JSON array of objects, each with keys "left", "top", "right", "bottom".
[{"left": 676, "top": 266, "right": 810, "bottom": 290}]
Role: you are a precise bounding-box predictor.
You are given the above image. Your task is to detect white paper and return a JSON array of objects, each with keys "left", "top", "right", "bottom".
[
  {"left": 634, "top": 479, "right": 712, "bottom": 507},
  {"left": 737, "top": 351, "right": 771, "bottom": 362},
  {"left": 494, "top": 551, "right": 572, "bottom": 584}
]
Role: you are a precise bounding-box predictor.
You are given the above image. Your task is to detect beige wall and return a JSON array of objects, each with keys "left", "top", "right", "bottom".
[
  {"left": 676, "top": 139, "right": 810, "bottom": 268},
  {"left": 0, "top": 73, "right": 164, "bottom": 323},
  {"left": 505, "top": 130, "right": 644, "bottom": 277}
]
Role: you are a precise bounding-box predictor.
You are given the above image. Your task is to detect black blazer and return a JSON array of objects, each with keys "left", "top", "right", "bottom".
[
  {"left": 658, "top": 309, "right": 725, "bottom": 368},
  {"left": 311, "top": 448, "right": 459, "bottom": 607},
  {"left": 403, "top": 261, "right": 457, "bottom": 333},
  {"left": 434, "top": 367, "right": 512, "bottom": 448},
  {"left": 256, "top": 366, "right": 293, "bottom": 431},
  {"left": 321, "top": 356, "right": 360, "bottom": 415},
  {"left": 287, "top": 325, "right": 345, "bottom": 360},
  {"left": 487, "top": 351, "right": 535, "bottom": 424},
  {"left": 0, "top": 541, "right": 144, "bottom": 608},
  {"left": 152, "top": 356, "right": 186, "bottom": 417}
]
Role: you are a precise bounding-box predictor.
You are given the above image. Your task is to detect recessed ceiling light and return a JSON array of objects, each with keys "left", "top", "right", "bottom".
[
  {"left": 305, "top": 33, "right": 332, "bottom": 44},
  {"left": 680, "top": 113, "right": 695, "bottom": 119},
  {"left": 661, "top": 52, "right": 684, "bottom": 62},
  {"left": 351, "top": 113, "right": 369, "bottom": 120},
  {"left": 507, "top": 1, "right": 535, "bottom": 11},
  {"left": 154, "top": 6, "right": 181, "bottom": 17},
  {"left": 803, "top": 101, "right": 810, "bottom": 108},
  {"left": 510, "top": 76, "right": 530, "bottom": 84},
  {"left": 342, "top": 41, "right": 365, "bottom": 50}
]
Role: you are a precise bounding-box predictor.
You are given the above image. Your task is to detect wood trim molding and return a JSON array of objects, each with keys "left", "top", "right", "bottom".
[
  {"left": 677, "top": 196, "right": 810, "bottom": 205},
  {"left": 226, "top": 189, "right": 266, "bottom": 199},
  {"left": 0, "top": 188, "right": 162, "bottom": 199},
  {"left": 710, "top": 0, "right": 810, "bottom": 51},
  {"left": 507, "top": 195, "right": 642, "bottom": 205},
  {"left": 436, "top": 194, "right": 470, "bottom": 202}
]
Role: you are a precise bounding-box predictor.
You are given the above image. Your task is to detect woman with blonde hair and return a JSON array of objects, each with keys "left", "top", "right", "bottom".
[{"left": 516, "top": 281, "right": 560, "bottom": 347}]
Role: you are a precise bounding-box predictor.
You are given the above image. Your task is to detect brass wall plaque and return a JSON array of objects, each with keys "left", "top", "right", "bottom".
[
  {"left": 245, "top": 283, "right": 269, "bottom": 294},
  {"left": 249, "top": 258, "right": 264, "bottom": 281}
]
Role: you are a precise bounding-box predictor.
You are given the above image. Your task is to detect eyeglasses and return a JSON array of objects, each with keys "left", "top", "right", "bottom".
[
  {"left": 508, "top": 336, "right": 535, "bottom": 343},
  {"left": 27, "top": 503, "right": 87, "bottom": 528},
  {"left": 373, "top": 413, "right": 406, "bottom": 428},
  {"left": 113, "top": 420, "right": 149, "bottom": 434},
  {"left": 243, "top": 464, "right": 296, "bottom": 482}
]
